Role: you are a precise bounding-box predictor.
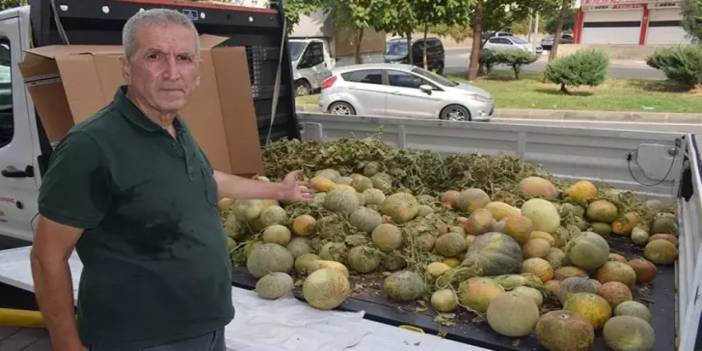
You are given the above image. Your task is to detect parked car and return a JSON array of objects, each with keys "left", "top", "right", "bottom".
[
  {"left": 483, "top": 36, "right": 543, "bottom": 55},
  {"left": 288, "top": 38, "right": 333, "bottom": 96},
  {"left": 540, "top": 33, "right": 574, "bottom": 50},
  {"left": 481, "top": 31, "right": 514, "bottom": 47},
  {"left": 384, "top": 37, "right": 445, "bottom": 74},
  {"left": 319, "top": 64, "right": 494, "bottom": 122}
]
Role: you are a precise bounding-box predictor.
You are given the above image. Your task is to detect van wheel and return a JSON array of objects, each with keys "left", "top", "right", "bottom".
[
  {"left": 440, "top": 105, "right": 471, "bottom": 121},
  {"left": 328, "top": 102, "right": 356, "bottom": 116},
  {"left": 295, "top": 80, "right": 311, "bottom": 96}
]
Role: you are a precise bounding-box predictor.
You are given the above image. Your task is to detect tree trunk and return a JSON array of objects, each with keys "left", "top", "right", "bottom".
[
  {"left": 513, "top": 65, "right": 520, "bottom": 80},
  {"left": 406, "top": 33, "right": 413, "bottom": 65},
  {"left": 549, "top": 0, "right": 570, "bottom": 61},
  {"left": 355, "top": 28, "right": 365, "bottom": 64},
  {"left": 560, "top": 83, "right": 570, "bottom": 94},
  {"left": 468, "top": 0, "right": 483, "bottom": 80},
  {"left": 423, "top": 23, "right": 429, "bottom": 70}
]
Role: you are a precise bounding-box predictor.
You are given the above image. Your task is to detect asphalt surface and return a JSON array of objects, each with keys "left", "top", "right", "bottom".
[{"left": 444, "top": 47, "right": 667, "bottom": 80}]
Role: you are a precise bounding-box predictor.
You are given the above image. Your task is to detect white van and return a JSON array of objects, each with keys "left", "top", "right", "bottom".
[{"left": 288, "top": 38, "right": 333, "bottom": 96}]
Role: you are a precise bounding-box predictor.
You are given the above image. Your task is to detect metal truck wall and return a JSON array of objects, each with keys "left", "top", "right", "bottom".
[
  {"left": 298, "top": 113, "right": 683, "bottom": 198},
  {"left": 29, "top": 0, "right": 299, "bottom": 145}
]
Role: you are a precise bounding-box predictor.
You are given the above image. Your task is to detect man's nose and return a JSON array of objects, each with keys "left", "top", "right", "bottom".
[{"left": 163, "top": 55, "right": 180, "bottom": 79}]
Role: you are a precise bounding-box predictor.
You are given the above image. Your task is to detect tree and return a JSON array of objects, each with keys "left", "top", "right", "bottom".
[
  {"left": 284, "top": 0, "right": 323, "bottom": 33},
  {"left": 374, "top": 0, "right": 416, "bottom": 64},
  {"left": 544, "top": 7, "right": 575, "bottom": 34},
  {"left": 549, "top": 0, "right": 573, "bottom": 61},
  {"left": 467, "top": 0, "right": 557, "bottom": 80},
  {"left": 0, "top": 0, "right": 26, "bottom": 10},
  {"left": 545, "top": 49, "right": 608, "bottom": 94},
  {"left": 682, "top": 0, "right": 702, "bottom": 42},
  {"left": 412, "top": 0, "right": 473, "bottom": 70}
]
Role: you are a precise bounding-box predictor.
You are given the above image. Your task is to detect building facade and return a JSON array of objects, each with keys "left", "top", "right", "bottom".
[{"left": 573, "top": 0, "right": 692, "bottom": 45}]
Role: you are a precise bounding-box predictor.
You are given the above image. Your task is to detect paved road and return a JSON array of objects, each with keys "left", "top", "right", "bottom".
[{"left": 444, "top": 48, "right": 666, "bottom": 80}]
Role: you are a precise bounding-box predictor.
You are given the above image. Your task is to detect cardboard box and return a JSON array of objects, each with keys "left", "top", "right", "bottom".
[{"left": 18, "top": 35, "right": 264, "bottom": 176}]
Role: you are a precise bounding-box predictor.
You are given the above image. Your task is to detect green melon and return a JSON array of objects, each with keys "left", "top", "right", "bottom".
[
  {"left": 303, "top": 268, "right": 350, "bottom": 310},
  {"left": 324, "top": 189, "right": 361, "bottom": 215},
  {"left": 566, "top": 231, "right": 610, "bottom": 270},
  {"left": 286, "top": 237, "right": 312, "bottom": 258},
  {"left": 587, "top": 200, "right": 619, "bottom": 223},
  {"left": 246, "top": 243, "right": 294, "bottom": 278},
  {"left": 362, "top": 188, "right": 386, "bottom": 206},
  {"left": 455, "top": 188, "right": 491, "bottom": 214},
  {"left": 435, "top": 232, "right": 468, "bottom": 258},
  {"left": 259, "top": 206, "right": 288, "bottom": 227},
  {"left": 487, "top": 292, "right": 540, "bottom": 337},
  {"left": 319, "top": 242, "right": 347, "bottom": 262},
  {"left": 383, "top": 270, "right": 426, "bottom": 302},
  {"left": 346, "top": 246, "right": 382, "bottom": 273},
  {"left": 262, "top": 225, "right": 292, "bottom": 246},
  {"left": 603, "top": 316, "right": 655, "bottom": 351},
  {"left": 381, "top": 193, "right": 419, "bottom": 224},
  {"left": 350, "top": 207, "right": 383, "bottom": 233},
  {"left": 255, "top": 272, "right": 294, "bottom": 299},
  {"left": 521, "top": 199, "right": 561, "bottom": 234},
  {"left": 371, "top": 223, "right": 403, "bottom": 252}
]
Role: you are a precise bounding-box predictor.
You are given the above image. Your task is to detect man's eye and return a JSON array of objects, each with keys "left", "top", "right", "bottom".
[
  {"left": 147, "top": 53, "right": 161, "bottom": 60},
  {"left": 177, "top": 55, "right": 193, "bottom": 63}
]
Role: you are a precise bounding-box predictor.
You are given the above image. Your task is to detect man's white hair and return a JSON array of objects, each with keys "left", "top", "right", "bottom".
[{"left": 122, "top": 8, "right": 200, "bottom": 60}]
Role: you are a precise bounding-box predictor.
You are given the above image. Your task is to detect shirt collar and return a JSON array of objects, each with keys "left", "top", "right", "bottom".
[{"left": 114, "top": 86, "right": 187, "bottom": 135}]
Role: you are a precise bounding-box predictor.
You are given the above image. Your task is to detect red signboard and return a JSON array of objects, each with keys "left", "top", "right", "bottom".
[{"left": 582, "top": 0, "right": 678, "bottom": 4}]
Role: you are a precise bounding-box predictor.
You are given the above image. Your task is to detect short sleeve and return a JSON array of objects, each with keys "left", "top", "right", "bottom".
[{"left": 39, "top": 131, "right": 112, "bottom": 229}]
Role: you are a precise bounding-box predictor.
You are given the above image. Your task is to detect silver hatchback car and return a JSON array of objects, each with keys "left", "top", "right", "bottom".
[{"left": 319, "top": 64, "right": 494, "bottom": 121}]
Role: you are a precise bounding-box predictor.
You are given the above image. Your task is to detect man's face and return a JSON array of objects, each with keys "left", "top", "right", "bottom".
[{"left": 121, "top": 23, "right": 200, "bottom": 116}]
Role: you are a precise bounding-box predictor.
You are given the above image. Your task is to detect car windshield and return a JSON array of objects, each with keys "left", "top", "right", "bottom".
[
  {"left": 411, "top": 67, "right": 458, "bottom": 87},
  {"left": 288, "top": 41, "right": 306, "bottom": 61},
  {"left": 385, "top": 41, "right": 408, "bottom": 56},
  {"left": 511, "top": 37, "right": 528, "bottom": 44}
]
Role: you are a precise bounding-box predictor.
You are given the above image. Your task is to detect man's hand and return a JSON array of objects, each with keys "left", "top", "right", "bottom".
[{"left": 280, "top": 171, "right": 313, "bottom": 203}]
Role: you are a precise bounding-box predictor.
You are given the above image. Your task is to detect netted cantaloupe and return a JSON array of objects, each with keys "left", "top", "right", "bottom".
[
  {"left": 631, "top": 227, "right": 649, "bottom": 245},
  {"left": 521, "top": 199, "right": 561, "bottom": 234},
  {"left": 426, "top": 262, "right": 452, "bottom": 278},
  {"left": 232, "top": 199, "right": 265, "bottom": 222},
  {"left": 255, "top": 272, "right": 294, "bottom": 299},
  {"left": 457, "top": 232, "right": 523, "bottom": 277},
  {"left": 597, "top": 281, "right": 632, "bottom": 308},
  {"left": 350, "top": 174, "right": 374, "bottom": 192},
  {"left": 512, "top": 286, "right": 544, "bottom": 307},
  {"left": 603, "top": 316, "right": 655, "bottom": 351},
  {"left": 383, "top": 270, "right": 426, "bottom": 302},
  {"left": 310, "top": 176, "right": 335, "bottom": 192},
  {"left": 370, "top": 172, "right": 393, "bottom": 193},
  {"left": 590, "top": 222, "right": 612, "bottom": 236},
  {"left": 521, "top": 257, "right": 554, "bottom": 282},
  {"left": 566, "top": 180, "right": 598, "bottom": 204},
  {"left": 324, "top": 189, "right": 361, "bottom": 215},
  {"left": 523, "top": 238, "right": 551, "bottom": 258},
  {"left": 545, "top": 247, "right": 567, "bottom": 269},
  {"left": 259, "top": 206, "right": 288, "bottom": 227},
  {"left": 292, "top": 214, "right": 316, "bottom": 237},
  {"left": 566, "top": 231, "right": 610, "bottom": 270},
  {"left": 431, "top": 289, "right": 458, "bottom": 312},
  {"left": 315, "top": 168, "right": 341, "bottom": 182},
  {"left": 651, "top": 212, "right": 677, "bottom": 235},
  {"left": 383, "top": 251, "right": 407, "bottom": 271},
  {"left": 485, "top": 201, "right": 521, "bottom": 221},
  {"left": 262, "top": 225, "right": 291, "bottom": 246},
  {"left": 504, "top": 214, "right": 535, "bottom": 244},
  {"left": 295, "top": 253, "right": 320, "bottom": 274},
  {"left": 305, "top": 260, "right": 350, "bottom": 277},
  {"left": 536, "top": 310, "right": 595, "bottom": 351},
  {"left": 644, "top": 239, "right": 678, "bottom": 264},
  {"left": 440, "top": 190, "right": 460, "bottom": 209},
  {"left": 435, "top": 232, "right": 468, "bottom": 258},
  {"left": 627, "top": 258, "right": 657, "bottom": 284},
  {"left": 247, "top": 243, "right": 294, "bottom": 278},
  {"left": 346, "top": 246, "right": 382, "bottom": 273},
  {"left": 559, "top": 277, "right": 598, "bottom": 304},
  {"left": 587, "top": 200, "right": 619, "bottom": 223},
  {"left": 417, "top": 205, "right": 434, "bottom": 217},
  {"left": 487, "top": 292, "right": 540, "bottom": 337},
  {"left": 614, "top": 301, "right": 651, "bottom": 322},
  {"left": 554, "top": 266, "right": 588, "bottom": 281},
  {"left": 563, "top": 292, "right": 612, "bottom": 329},
  {"left": 417, "top": 233, "right": 436, "bottom": 251},
  {"left": 363, "top": 161, "right": 381, "bottom": 177},
  {"left": 455, "top": 188, "right": 491, "bottom": 214},
  {"left": 381, "top": 193, "right": 419, "bottom": 224},
  {"left": 286, "top": 237, "right": 311, "bottom": 258},
  {"left": 362, "top": 188, "right": 386, "bottom": 206},
  {"left": 458, "top": 277, "right": 505, "bottom": 313},
  {"left": 596, "top": 261, "right": 637, "bottom": 287},
  {"left": 303, "top": 268, "right": 350, "bottom": 310},
  {"left": 519, "top": 176, "right": 559, "bottom": 199},
  {"left": 372, "top": 223, "right": 403, "bottom": 252},
  {"left": 319, "top": 242, "right": 347, "bottom": 262},
  {"left": 349, "top": 207, "right": 383, "bottom": 233}
]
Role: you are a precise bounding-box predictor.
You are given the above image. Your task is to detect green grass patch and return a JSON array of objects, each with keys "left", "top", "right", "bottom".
[
  {"left": 296, "top": 94, "right": 320, "bottom": 106},
  {"left": 449, "top": 70, "right": 702, "bottom": 114}
]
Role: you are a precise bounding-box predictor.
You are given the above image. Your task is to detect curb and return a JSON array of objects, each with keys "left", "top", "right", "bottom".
[{"left": 297, "top": 104, "right": 702, "bottom": 123}]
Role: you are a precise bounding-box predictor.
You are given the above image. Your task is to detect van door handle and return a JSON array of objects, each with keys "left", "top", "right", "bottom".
[{"left": 2, "top": 166, "right": 34, "bottom": 178}]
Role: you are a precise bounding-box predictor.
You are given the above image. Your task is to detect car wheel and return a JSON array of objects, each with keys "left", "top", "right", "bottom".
[
  {"left": 328, "top": 102, "right": 356, "bottom": 116},
  {"left": 440, "top": 105, "right": 471, "bottom": 121},
  {"left": 436, "top": 63, "right": 444, "bottom": 75},
  {"left": 295, "top": 79, "right": 311, "bottom": 96}
]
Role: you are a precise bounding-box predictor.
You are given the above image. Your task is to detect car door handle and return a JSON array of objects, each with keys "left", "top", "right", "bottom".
[{"left": 2, "top": 165, "right": 34, "bottom": 178}]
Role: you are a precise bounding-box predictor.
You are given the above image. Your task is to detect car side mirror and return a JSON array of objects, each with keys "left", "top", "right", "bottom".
[{"left": 419, "top": 84, "right": 433, "bottom": 95}]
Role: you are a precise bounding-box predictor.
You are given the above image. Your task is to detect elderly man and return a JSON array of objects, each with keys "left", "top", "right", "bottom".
[{"left": 30, "top": 8, "right": 310, "bottom": 351}]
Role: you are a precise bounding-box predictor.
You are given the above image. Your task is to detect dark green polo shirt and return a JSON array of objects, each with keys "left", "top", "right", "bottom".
[{"left": 38, "top": 86, "right": 234, "bottom": 348}]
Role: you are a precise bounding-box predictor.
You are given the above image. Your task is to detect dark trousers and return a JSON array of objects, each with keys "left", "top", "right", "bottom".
[{"left": 89, "top": 328, "right": 226, "bottom": 351}]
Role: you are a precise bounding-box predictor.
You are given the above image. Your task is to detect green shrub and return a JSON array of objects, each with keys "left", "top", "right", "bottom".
[
  {"left": 545, "top": 49, "right": 609, "bottom": 94},
  {"left": 479, "top": 49, "right": 538, "bottom": 79},
  {"left": 647, "top": 46, "right": 702, "bottom": 89}
]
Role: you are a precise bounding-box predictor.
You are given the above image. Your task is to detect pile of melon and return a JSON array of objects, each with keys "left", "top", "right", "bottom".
[{"left": 219, "top": 158, "right": 677, "bottom": 351}]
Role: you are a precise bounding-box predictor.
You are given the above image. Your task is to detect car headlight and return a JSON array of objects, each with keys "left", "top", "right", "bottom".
[{"left": 469, "top": 94, "right": 492, "bottom": 103}]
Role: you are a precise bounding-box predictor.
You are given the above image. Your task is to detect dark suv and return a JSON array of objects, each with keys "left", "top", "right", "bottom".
[{"left": 385, "top": 37, "right": 445, "bottom": 74}]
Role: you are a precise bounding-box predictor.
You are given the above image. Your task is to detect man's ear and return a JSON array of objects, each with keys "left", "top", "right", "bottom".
[{"left": 120, "top": 56, "right": 131, "bottom": 84}]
